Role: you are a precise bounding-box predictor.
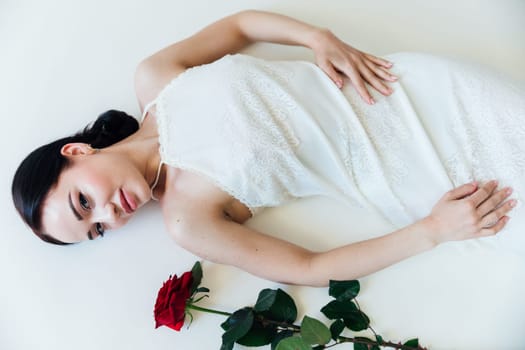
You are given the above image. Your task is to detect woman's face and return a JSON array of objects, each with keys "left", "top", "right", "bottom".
[{"left": 41, "top": 143, "right": 152, "bottom": 243}]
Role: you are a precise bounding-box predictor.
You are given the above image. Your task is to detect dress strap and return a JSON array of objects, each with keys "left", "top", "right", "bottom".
[
  {"left": 150, "top": 160, "right": 164, "bottom": 201},
  {"left": 141, "top": 99, "right": 157, "bottom": 123}
]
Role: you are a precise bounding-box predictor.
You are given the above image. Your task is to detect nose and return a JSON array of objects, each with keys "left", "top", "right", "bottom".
[{"left": 93, "top": 202, "right": 124, "bottom": 229}]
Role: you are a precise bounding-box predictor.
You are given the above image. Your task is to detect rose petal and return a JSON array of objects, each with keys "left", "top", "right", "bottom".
[{"left": 154, "top": 270, "right": 195, "bottom": 331}]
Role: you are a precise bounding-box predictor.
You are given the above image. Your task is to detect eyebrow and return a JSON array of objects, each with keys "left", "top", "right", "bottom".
[
  {"left": 68, "top": 193, "right": 82, "bottom": 221},
  {"left": 68, "top": 192, "right": 93, "bottom": 240}
]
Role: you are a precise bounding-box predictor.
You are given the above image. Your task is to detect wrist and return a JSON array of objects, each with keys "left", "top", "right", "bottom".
[
  {"left": 306, "top": 27, "right": 330, "bottom": 52},
  {"left": 418, "top": 216, "right": 441, "bottom": 248}
]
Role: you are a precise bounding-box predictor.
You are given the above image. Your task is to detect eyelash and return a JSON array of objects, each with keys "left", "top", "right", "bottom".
[
  {"left": 79, "top": 193, "right": 105, "bottom": 238},
  {"left": 79, "top": 193, "right": 90, "bottom": 210},
  {"left": 96, "top": 223, "right": 105, "bottom": 237}
]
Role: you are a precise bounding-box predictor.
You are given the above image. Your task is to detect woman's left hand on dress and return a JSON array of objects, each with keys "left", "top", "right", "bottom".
[
  {"left": 424, "top": 180, "right": 516, "bottom": 244},
  {"left": 310, "top": 29, "right": 398, "bottom": 105}
]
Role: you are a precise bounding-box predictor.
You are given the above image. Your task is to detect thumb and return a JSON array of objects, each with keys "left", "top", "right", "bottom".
[
  {"left": 445, "top": 182, "right": 478, "bottom": 200},
  {"left": 320, "top": 62, "right": 344, "bottom": 89}
]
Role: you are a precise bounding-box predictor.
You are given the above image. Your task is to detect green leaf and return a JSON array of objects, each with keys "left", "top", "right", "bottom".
[
  {"left": 220, "top": 307, "right": 253, "bottom": 331},
  {"left": 254, "top": 289, "right": 274, "bottom": 311},
  {"left": 301, "top": 316, "right": 331, "bottom": 345},
  {"left": 236, "top": 319, "right": 278, "bottom": 347},
  {"left": 375, "top": 334, "right": 383, "bottom": 344},
  {"left": 353, "top": 343, "right": 367, "bottom": 350},
  {"left": 195, "top": 287, "right": 210, "bottom": 294},
  {"left": 320, "top": 300, "right": 358, "bottom": 320},
  {"left": 254, "top": 288, "right": 297, "bottom": 323},
  {"left": 190, "top": 261, "right": 203, "bottom": 295},
  {"left": 353, "top": 337, "right": 374, "bottom": 350},
  {"left": 329, "top": 319, "right": 345, "bottom": 340},
  {"left": 275, "top": 336, "right": 312, "bottom": 350},
  {"left": 221, "top": 307, "right": 254, "bottom": 346},
  {"left": 343, "top": 310, "right": 370, "bottom": 332},
  {"left": 271, "top": 330, "right": 294, "bottom": 350},
  {"left": 219, "top": 341, "right": 234, "bottom": 350},
  {"left": 321, "top": 300, "right": 369, "bottom": 331},
  {"left": 328, "top": 280, "right": 360, "bottom": 301},
  {"left": 403, "top": 338, "right": 419, "bottom": 348}
]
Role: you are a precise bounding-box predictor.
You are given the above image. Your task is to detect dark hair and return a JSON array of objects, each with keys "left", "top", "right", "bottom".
[{"left": 12, "top": 110, "right": 139, "bottom": 245}]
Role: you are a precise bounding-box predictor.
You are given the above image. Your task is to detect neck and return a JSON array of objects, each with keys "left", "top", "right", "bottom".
[
  {"left": 104, "top": 117, "right": 163, "bottom": 195},
  {"left": 111, "top": 132, "right": 162, "bottom": 187},
  {"left": 139, "top": 137, "right": 163, "bottom": 189}
]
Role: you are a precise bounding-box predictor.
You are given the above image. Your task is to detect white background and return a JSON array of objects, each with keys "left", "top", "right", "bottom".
[{"left": 1, "top": 1, "right": 524, "bottom": 349}]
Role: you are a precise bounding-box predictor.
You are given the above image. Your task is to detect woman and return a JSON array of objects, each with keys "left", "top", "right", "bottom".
[{"left": 12, "top": 10, "right": 522, "bottom": 287}]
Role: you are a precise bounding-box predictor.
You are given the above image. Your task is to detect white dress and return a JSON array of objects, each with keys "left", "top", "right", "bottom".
[{"left": 146, "top": 52, "right": 525, "bottom": 253}]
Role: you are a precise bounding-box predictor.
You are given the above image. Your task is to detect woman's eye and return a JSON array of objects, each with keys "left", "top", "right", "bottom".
[
  {"left": 96, "top": 223, "right": 105, "bottom": 237},
  {"left": 79, "top": 193, "right": 90, "bottom": 210}
]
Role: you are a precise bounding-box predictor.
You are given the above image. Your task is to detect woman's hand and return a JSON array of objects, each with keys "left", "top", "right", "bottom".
[
  {"left": 424, "top": 180, "right": 516, "bottom": 245},
  {"left": 310, "top": 29, "right": 398, "bottom": 105}
]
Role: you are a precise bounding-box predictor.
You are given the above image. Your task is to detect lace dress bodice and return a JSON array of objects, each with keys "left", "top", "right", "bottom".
[{"left": 151, "top": 54, "right": 374, "bottom": 215}]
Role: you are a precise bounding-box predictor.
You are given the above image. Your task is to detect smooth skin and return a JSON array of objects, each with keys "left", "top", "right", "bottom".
[{"left": 42, "top": 10, "right": 516, "bottom": 287}]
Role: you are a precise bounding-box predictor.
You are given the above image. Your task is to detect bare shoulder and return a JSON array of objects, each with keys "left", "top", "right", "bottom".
[
  {"left": 160, "top": 167, "right": 252, "bottom": 238},
  {"left": 134, "top": 55, "right": 186, "bottom": 111}
]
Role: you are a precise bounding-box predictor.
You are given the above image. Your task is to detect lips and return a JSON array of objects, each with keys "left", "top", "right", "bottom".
[{"left": 120, "top": 189, "right": 136, "bottom": 214}]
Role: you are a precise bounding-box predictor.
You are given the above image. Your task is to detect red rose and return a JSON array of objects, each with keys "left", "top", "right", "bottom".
[{"left": 154, "top": 271, "right": 193, "bottom": 331}]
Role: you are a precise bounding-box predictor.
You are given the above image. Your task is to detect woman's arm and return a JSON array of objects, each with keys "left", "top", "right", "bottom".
[
  {"left": 163, "top": 176, "right": 515, "bottom": 287},
  {"left": 172, "top": 211, "right": 436, "bottom": 287},
  {"left": 135, "top": 10, "right": 396, "bottom": 108}
]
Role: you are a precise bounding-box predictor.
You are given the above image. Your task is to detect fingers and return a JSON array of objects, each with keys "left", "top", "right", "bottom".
[
  {"left": 317, "top": 48, "right": 397, "bottom": 104},
  {"left": 468, "top": 180, "right": 516, "bottom": 236},
  {"left": 344, "top": 61, "right": 390, "bottom": 104},
  {"left": 479, "top": 216, "right": 510, "bottom": 237},
  {"left": 364, "top": 53, "right": 393, "bottom": 69},
  {"left": 468, "top": 180, "right": 499, "bottom": 206},
  {"left": 363, "top": 59, "right": 398, "bottom": 83},
  {"left": 359, "top": 61, "right": 393, "bottom": 96},
  {"left": 333, "top": 51, "right": 397, "bottom": 104},
  {"left": 477, "top": 193, "right": 516, "bottom": 230},
  {"left": 351, "top": 56, "right": 397, "bottom": 102},
  {"left": 320, "top": 61, "right": 345, "bottom": 89},
  {"left": 476, "top": 187, "right": 513, "bottom": 217},
  {"left": 445, "top": 182, "right": 479, "bottom": 200},
  {"left": 479, "top": 200, "right": 515, "bottom": 228},
  {"left": 345, "top": 68, "right": 375, "bottom": 104}
]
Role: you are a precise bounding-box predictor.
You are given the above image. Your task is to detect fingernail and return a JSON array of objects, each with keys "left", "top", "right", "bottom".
[
  {"left": 506, "top": 188, "right": 513, "bottom": 195},
  {"left": 510, "top": 200, "right": 517, "bottom": 208},
  {"left": 370, "top": 98, "right": 375, "bottom": 104},
  {"left": 391, "top": 75, "right": 398, "bottom": 81}
]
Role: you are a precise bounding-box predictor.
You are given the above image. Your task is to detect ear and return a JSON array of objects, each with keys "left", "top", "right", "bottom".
[{"left": 60, "top": 143, "right": 97, "bottom": 157}]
